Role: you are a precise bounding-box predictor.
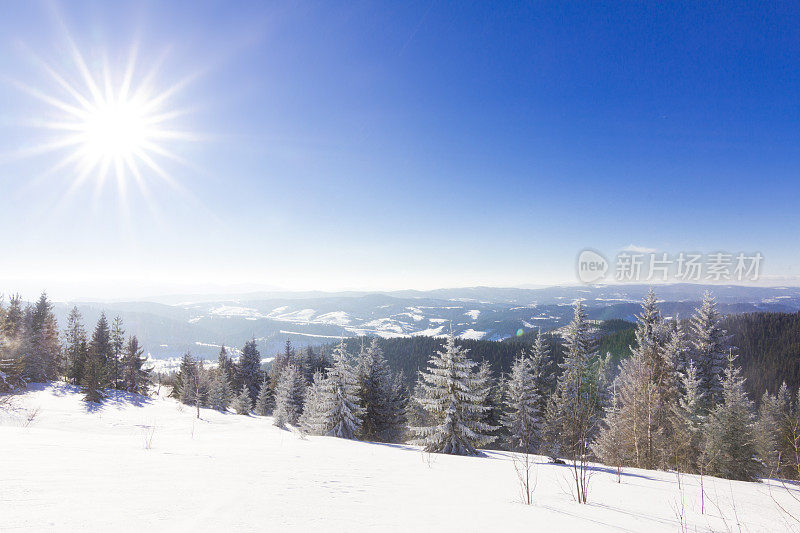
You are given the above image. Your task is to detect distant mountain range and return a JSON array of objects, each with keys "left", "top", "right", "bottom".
[{"left": 44, "top": 284, "right": 800, "bottom": 361}]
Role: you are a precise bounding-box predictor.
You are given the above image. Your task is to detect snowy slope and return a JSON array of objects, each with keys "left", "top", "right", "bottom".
[{"left": 1, "top": 384, "right": 798, "bottom": 532}]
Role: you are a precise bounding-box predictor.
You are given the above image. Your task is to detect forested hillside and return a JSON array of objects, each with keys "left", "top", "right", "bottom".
[
  {"left": 725, "top": 312, "right": 800, "bottom": 396},
  {"left": 352, "top": 312, "right": 800, "bottom": 401}
]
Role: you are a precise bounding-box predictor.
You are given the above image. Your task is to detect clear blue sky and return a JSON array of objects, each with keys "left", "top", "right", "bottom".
[{"left": 0, "top": 1, "right": 798, "bottom": 299}]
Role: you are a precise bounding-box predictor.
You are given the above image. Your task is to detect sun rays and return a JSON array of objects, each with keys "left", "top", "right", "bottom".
[{"left": 10, "top": 32, "right": 198, "bottom": 209}]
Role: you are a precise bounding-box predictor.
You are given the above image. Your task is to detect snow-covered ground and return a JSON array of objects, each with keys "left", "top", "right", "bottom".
[{"left": 2, "top": 384, "right": 798, "bottom": 532}]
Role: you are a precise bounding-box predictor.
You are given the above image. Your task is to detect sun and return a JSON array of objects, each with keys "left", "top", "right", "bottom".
[
  {"left": 15, "top": 37, "right": 196, "bottom": 201},
  {"left": 81, "top": 98, "right": 150, "bottom": 160}
]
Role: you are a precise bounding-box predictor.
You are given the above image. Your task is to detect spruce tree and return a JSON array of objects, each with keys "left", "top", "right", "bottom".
[
  {"left": 273, "top": 363, "right": 306, "bottom": 428},
  {"left": 410, "top": 334, "right": 496, "bottom": 455},
  {"left": 669, "top": 361, "right": 705, "bottom": 473},
  {"left": 254, "top": 375, "right": 274, "bottom": 416},
  {"left": 25, "top": 292, "right": 59, "bottom": 382},
  {"left": 0, "top": 294, "right": 25, "bottom": 392},
  {"left": 503, "top": 353, "right": 541, "bottom": 453},
  {"left": 299, "top": 370, "right": 327, "bottom": 434},
  {"left": 596, "top": 291, "right": 669, "bottom": 470},
  {"left": 479, "top": 361, "right": 505, "bottom": 446},
  {"left": 313, "top": 342, "right": 364, "bottom": 439},
  {"left": 120, "top": 336, "right": 150, "bottom": 395},
  {"left": 172, "top": 352, "right": 196, "bottom": 401},
  {"left": 691, "top": 291, "right": 730, "bottom": 406},
  {"left": 81, "top": 352, "right": 105, "bottom": 403},
  {"left": 592, "top": 381, "right": 625, "bottom": 481},
  {"left": 237, "top": 338, "right": 263, "bottom": 402},
  {"left": 702, "top": 354, "right": 760, "bottom": 481},
  {"left": 543, "top": 301, "right": 602, "bottom": 462},
  {"left": 232, "top": 386, "right": 252, "bottom": 415},
  {"left": 90, "top": 313, "right": 112, "bottom": 386},
  {"left": 217, "top": 345, "right": 235, "bottom": 385},
  {"left": 110, "top": 316, "right": 125, "bottom": 389},
  {"left": 208, "top": 370, "right": 233, "bottom": 411},
  {"left": 64, "top": 307, "right": 87, "bottom": 386},
  {"left": 357, "top": 338, "right": 398, "bottom": 441},
  {"left": 530, "top": 329, "right": 553, "bottom": 413}
]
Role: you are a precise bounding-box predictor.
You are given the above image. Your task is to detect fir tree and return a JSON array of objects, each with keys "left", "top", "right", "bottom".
[
  {"left": 237, "top": 338, "right": 263, "bottom": 402},
  {"left": 597, "top": 291, "right": 669, "bottom": 470},
  {"left": 171, "top": 352, "right": 196, "bottom": 401},
  {"left": 543, "top": 301, "right": 602, "bottom": 463},
  {"left": 669, "top": 361, "right": 705, "bottom": 473},
  {"left": 110, "top": 316, "right": 125, "bottom": 389},
  {"left": 232, "top": 386, "right": 252, "bottom": 415},
  {"left": 217, "top": 345, "right": 235, "bottom": 385},
  {"left": 357, "top": 338, "right": 400, "bottom": 441},
  {"left": 90, "top": 313, "right": 113, "bottom": 385},
  {"left": 64, "top": 307, "right": 87, "bottom": 386},
  {"left": 25, "top": 292, "right": 60, "bottom": 382},
  {"left": 691, "top": 291, "right": 730, "bottom": 406},
  {"left": 273, "top": 363, "right": 306, "bottom": 428},
  {"left": 299, "top": 370, "right": 327, "bottom": 434},
  {"left": 530, "top": 329, "right": 553, "bottom": 413},
  {"left": 592, "top": 381, "right": 625, "bottom": 482},
  {"left": 2, "top": 294, "right": 24, "bottom": 340},
  {"left": 503, "top": 353, "right": 541, "bottom": 453},
  {"left": 208, "top": 370, "right": 233, "bottom": 411},
  {"left": 254, "top": 375, "right": 274, "bottom": 416},
  {"left": 312, "top": 342, "right": 364, "bottom": 439},
  {"left": 410, "top": 334, "right": 496, "bottom": 455},
  {"left": 81, "top": 351, "right": 105, "bottom": 403},
  {"left": 702, "top": 353, "right": 760, "bottom": 481},
  {"left": 120, "top": 336, "right": 150, "bottom": 395}
]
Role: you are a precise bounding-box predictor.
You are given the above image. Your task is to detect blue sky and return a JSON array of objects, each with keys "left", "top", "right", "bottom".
[{"left": 0, "top": 1, "right": 798, "bottom": 299}]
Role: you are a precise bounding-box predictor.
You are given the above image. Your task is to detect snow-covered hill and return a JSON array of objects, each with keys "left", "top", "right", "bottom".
[{"left": 2, "top": 384, "right": 797, "bottom": 532}]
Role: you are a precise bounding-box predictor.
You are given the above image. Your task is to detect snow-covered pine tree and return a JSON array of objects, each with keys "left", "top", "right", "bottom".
[
  {"left": 81, "top": 353, "right": 105, "bottom": 403},
  {"left": 173, "top": 352, "right": 196, "bottom": 403},
  {"left": 754, "top": 386, "right": 782, "bottom": 475},
  {"left": 63, "top": 306, "right": 88, "bottom": 386},
  {"left": 503, "top": 353, "right": 541, "bottom": 453},
  {"left": 592, "top": 380, "right": 625, "bottom": 482},
  {"left": 0, "top": 294, "right": 25, "bottom": 393},
  {"left": 690, "top": 291, "right": 730, "bottom": 406},
  {"left": 25, "top": 292, "right": 60, "bottom": 382},
  {"left": 663, "top": 316, "right": 688, "bottom": 379},
  {"left": 208, "top": 370, "right": 233, "bottom": 412},
  {"left": 269, "top": 339, "right": 296, "bottom": 391},
  {"left": 410, "top": 334, "right": 496, "bottom": 455},
  {"left": 89, "top": 313, "right": 113, "bottom": 378},
  {"left": 217, "top": 345, "right": 235, "bottom": 384},
  {"left": 702, "top": 353, "right": 760, "bottom": 481},
  {"left": 356, "top": 338, "right": 396, "bottom": 441},
  {"left": 480, "top": 362, "right": 506, "bottom": 447},
  {"left": 232, "top": 386, "right": 252, "bottom": 415},
  {"left": 273, "top": 363, "right": 306, "bottom": 428},
  {"left": 110, "top": 316, "right": 125, "bottom": 389},
  {"left": 384, "top": 371, "right": 408, "bottom": 443},
  {"left": 236, "top": 338, "right": 263, "bottom": 402},
  {"left": 120, "top": 336, "right": 150, "bottom": 395},
  {"left": 597, "top": 291, "right": 668, "bottom": 470},
  {"left": 313, "top": 342, "right": 364, "bottom": 439},
  {"left": 605, "top": 352, "right": 663, "bottom": 469},
  {"left": 530, "top": 329, "right": 553, "bottom": 412},
  {"left": 299, "top": 370, "right": 326, "bottom": 434},
  {"left": 254, "top": 375, "right": 274, "bottom": 416},
  {"left": 669, "top": 361, "right": 705, "bottom": 473},
  {"left": 543, "top": 301, "right": 602, "bottom": 463}
]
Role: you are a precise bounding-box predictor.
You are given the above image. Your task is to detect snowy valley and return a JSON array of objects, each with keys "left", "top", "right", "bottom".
[{"left": 2, "top": 383, "right": 798, "bottom": 532}]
